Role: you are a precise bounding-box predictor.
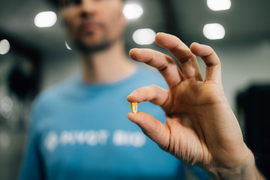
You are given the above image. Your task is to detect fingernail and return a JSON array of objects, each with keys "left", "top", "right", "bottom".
[{"left": 128, "top": 90, "right": 137, "bottom": 97}]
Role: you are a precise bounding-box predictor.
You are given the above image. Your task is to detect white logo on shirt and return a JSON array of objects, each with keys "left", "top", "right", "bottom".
[
  {"left": 113, "top": 130, "right": 146, "bottom": 147},
  {"left": 60, "top": 130, "right": 110, "bottom": 146},
  {"left": 44, "top": 131, "right": 59, "bottom": 152},
  {"left": 44, "top": 130, "right": 146, "bottom": 152}
]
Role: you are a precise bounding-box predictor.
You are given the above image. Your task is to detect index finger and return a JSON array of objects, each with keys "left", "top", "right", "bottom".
[{"left": 129, "top": 48, "right": 182, "bottom": 89}]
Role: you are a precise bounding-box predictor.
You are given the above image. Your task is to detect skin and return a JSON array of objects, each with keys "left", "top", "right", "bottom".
[
  {"left": 127, "top": 33, "right": 265, "bottom": 180},
  {"left": 60, "top": 0, "right": 135, "bottom": 83}
]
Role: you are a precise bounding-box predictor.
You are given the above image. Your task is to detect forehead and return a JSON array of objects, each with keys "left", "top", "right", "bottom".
[
  {"left": 58, "top": 0, "right": 124, "bottom": 5},
  {"left": 58, "top": 0, "right": 125, "bottom": 13}
]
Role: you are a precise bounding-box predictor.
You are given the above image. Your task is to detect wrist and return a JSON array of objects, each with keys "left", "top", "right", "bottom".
[{"left": 205, "top": 149, "right": 259, "bottom": 180}]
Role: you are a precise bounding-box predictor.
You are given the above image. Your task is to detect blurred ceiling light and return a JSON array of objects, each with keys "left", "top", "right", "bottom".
[
  {"left": 35, "top": 11, "right": 57, "bottom": 28},
  {"left": 0, "top": 39, "right": 10, "bottom": 55},
  {"left": 123, "top": 3, "right": 143, "bottom": 20},
  {"left": 133, "top": 28, "right": 156, "bottom": 45},
  {"left": 203, "top": 23, "right": 225, "bottom": 40},
  {"left": 207, "top": 0, "right": 231, "bottom": 11},
  {"left": 1, "top": 97, "right": 13, "bottom": 113},
  {"left": 65, "top": 41, "right": 72, "bottom": 50},
  {"left": 0, "top": 96, "right": 13, "bottom": 119}
]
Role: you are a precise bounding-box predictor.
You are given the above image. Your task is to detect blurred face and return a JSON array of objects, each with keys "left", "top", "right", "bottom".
[{"left": 60, "top": 0, "right": 126, "bottom": 54}]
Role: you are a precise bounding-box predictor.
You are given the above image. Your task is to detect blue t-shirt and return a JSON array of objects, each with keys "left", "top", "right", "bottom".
[{"left": 19, "top": 66, "right": 209, "bottom": 180}]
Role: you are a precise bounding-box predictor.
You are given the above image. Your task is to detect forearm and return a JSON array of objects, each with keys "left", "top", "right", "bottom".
[{"left": 206, "top": 150, "right": 265, "bottom": 180}]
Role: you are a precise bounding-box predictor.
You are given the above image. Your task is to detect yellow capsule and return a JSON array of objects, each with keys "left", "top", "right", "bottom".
[{"left": 130, "top": 102, "right": 138, "bottom": 114}]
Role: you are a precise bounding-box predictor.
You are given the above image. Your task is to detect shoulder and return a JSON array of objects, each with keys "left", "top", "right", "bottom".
[{"left": 33, "top": 76, "right": 78, "bottom": 113}]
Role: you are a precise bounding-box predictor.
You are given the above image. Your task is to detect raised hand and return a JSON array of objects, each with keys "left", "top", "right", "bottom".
[{"left": 127, "top": 33, "right": 260, "bottom": 179}]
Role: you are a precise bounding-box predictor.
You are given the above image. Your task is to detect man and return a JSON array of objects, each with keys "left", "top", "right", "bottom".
[
  {"left": 19, "top": 0, "right": 209, "bottom": 179},
  {"left": 127, "top": 33, "right": 266, "bottom": 180}
]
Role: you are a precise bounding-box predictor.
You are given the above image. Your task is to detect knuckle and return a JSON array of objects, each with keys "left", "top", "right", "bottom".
[{"left": 149, "top": 84, "right": 158, "bottom": 90}]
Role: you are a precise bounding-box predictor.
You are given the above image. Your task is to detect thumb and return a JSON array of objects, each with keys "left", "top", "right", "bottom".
[{"left": 127, "top": 111, "right": 169, "bottom": 149}]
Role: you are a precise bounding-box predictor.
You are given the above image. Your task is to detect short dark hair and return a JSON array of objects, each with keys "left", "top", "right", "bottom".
[{"left": 47, "top": 0, "right": 126, "bottom": 8}]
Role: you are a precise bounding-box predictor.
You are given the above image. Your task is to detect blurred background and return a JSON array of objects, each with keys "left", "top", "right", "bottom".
[{"left": 0, "top": 0, "right": 270, "bottom": 179}]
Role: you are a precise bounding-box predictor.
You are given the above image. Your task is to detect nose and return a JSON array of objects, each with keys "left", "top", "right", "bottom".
[{"left": 80, "top": 0, "right": 97, "bottom": 18}]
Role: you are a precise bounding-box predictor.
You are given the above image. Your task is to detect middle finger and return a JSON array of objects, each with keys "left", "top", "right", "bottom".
[{"left": 155, "top": 33, "right": 203, "bottom": 81}]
